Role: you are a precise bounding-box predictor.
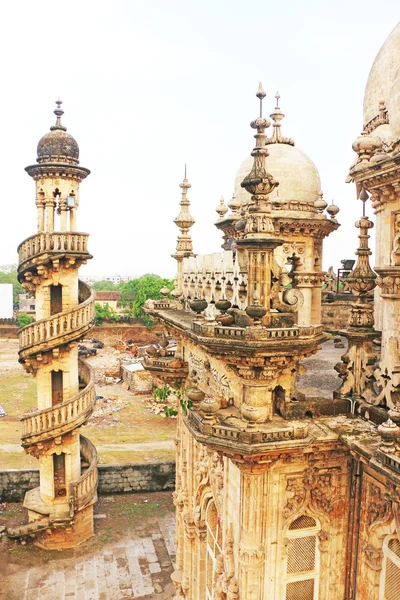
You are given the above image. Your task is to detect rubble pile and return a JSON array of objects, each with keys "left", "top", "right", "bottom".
[{"left": 87, "top": 394, "right": 128, "bottom": 428}]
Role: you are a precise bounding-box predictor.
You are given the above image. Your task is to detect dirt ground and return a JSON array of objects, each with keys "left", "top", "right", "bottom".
[
  {"left": 0, "top": 339, "right": 176, "bottom": 468},
  {"left": 0, "top": 492, "right": 176, "bottom": 600}
]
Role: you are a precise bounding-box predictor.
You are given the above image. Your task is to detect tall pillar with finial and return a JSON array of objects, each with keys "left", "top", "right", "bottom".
[
  {"left": 171, "top": 166, "right": 195, "bottom": 294},
  {"left": 334, "top": 195, "right": 378, "bottom": 402},
  {"left": 236, "top": 83, "right": 283, "bottom": 325},
  {"left": 8, "top": 101, "right": 98, "bottom": 549}
]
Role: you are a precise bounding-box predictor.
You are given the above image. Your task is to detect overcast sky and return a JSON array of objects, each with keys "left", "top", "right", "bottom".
[{"left": 0, "top": 1, "right": 399, "bottom": 279}]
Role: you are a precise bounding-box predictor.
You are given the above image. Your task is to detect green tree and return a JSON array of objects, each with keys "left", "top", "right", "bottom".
[
  {"left": 0, "top": 264, "right": 24, "bottom": 302},
  {"left": 132, "top": 275, "right": 174, "bottom": 319},
  {"left": 92, "top": 280, "right": 120, "bottom": 291},
  {"left": 17, "top": 313, "right": 33, "bottom": 328},
  {"left": 119, "top": 279, "right": 141, "bottom": 306},
  {"left": 94, "top": 303, "right": 121, "bottom": 325}
]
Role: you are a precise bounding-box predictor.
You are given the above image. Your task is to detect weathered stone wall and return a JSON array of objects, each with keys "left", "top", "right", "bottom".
[
  {"left": 0, "top": 461, "right": 175, "bottom": 502},
  {"left": 321, "top": 298, "right": 352, "bottom": 332},
  {"left": 0, "top": 324, "right": 18, "bottom": 338}
]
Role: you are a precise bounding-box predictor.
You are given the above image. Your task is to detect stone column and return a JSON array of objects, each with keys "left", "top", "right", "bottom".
[
  {"left": 60, "top": 206, "right": 68, "bottom": 232},
  {"left": 294, "top": 275, "right": 313, "bottom": 326},
  {"left": 69, "top": 207, "right": 77, "bottom": 231},
  {"left": 36, "top": 201, "right": 45, "bottom": 232},
  {"left": 237, "top": 464, "right": 267, "bottom": 600},
  {"left": 45, "top": 199, "right": 55, "bottom": 232}
]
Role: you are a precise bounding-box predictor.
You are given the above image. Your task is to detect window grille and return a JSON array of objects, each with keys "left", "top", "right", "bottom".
[
  {"left": 287, "top": 536, "right": 316, "bottom": 574},
  {"left": 205, "top": 501, "right": 222, "bottom": 600},
  {"left": 289, "top": 516, "right": 317, "bottom": 530},
  {"left": 380, "top": 534, "right": 400, "bottom": 600},
  {"left": 286, "top": 578, "right": 315, "bottom": 600},
  {"left": 284, "top": 515, "right": 320, "bottom": 600}
]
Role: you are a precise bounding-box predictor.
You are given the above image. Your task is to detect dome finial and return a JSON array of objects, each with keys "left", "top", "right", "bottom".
[
  {"left": 50, "top": 99, "right": 67, "bottom": 132},
  {"left": 267, "top": 91, "right": 294, "bottom": 146},
  {"left": 256, "top": 82, "right": 266, "bottom": 117}
]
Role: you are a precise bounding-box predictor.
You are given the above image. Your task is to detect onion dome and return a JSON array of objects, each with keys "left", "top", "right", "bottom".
[
  {"left": 216, "top": 195, "right": 228, "bottom": 219},
  {"left": 363, "top": 22, "right": 400, "bottom": 133},
  {"left": 234, "top": 93, "right": 321, "bottom": 207},
  {"left": 36, "top": 101, "right": 80, "bottom": 165},
  {"left": 227, "top": 192, "right": 240, "bottom": 214},
  {"left": 326, "top": 202, "right": 340, "bottom": 219}
]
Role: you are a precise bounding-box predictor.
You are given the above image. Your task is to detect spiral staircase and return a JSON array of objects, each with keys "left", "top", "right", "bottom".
[{"left": 7, "top": 231, "right": 98, "bottom": 546}]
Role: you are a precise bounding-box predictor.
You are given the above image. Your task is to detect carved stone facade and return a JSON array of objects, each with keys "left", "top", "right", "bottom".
[{"left": 144, "top": 24, "right": 400, "bottom": 600}]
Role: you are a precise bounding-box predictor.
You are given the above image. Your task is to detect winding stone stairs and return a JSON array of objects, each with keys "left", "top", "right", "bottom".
[{"left": 7, "top": 232, "right": 98, "bottom": 543}]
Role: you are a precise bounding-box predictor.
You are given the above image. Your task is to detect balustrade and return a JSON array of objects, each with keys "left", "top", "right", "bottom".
[
  {"left": 69, "top": 435, "right": 98, "bottom": 511},
  {"left": 21, "top": 361, "right": 95, "bottom": 441},
  {"left": 182, "top": 250, "right": 248, "bottom": 309},
  {"left": 19, "top": 282, "right": 94, "bottom": 352},
  {"left": 18, "top": 232, "right": 90, "bottom": 266}
]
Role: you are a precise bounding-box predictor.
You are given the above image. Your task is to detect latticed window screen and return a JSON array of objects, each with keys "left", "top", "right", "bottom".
[
  {"left": 286, "top": 579, "right": 315, "bottom": 600},
  {"left": 284, "top": 515, "right": 320, "bottom": 600},
  {"left": 205, "top": 501, "right": 222, "bottom": 600},
  {"left": 380, "top": 534, "right": 400, "bottom": 600}
]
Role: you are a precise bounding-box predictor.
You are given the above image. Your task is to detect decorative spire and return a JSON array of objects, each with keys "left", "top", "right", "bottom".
[
  {"left": 241, "top": 83, "right": 278, "bottom": 237},
  {"left": 173, "top": 169, "right": 195, "bottom": 258},
  {"left": 266, "top": 91, "right": 294, "bottom": 146},
  {"left": 346, "top": 215, "right": 377, "bottom": 305},
  {"left": 216, "top": 195, "right": 228, "bottom": 220},
  {"left": 50, "top": 100, "right": 67, "bottom": 132}
]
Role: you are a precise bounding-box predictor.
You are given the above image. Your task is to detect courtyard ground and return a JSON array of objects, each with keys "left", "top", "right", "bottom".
[
  {"left": 0, "top": 339, "right": 176, "bottom": 469},
  {"left": 0, "top": 491, "right": 176, "bottom": 600}
]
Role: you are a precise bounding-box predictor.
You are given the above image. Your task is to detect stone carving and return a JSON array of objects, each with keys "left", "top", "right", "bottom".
[
  {"left": 390, "top": 212, "right": 400, "bottom": 266},
  {"left": 363, "top": 544, "right": 384, "bottom": 571},
  {"left": 367, "top": 484, "right": 392, "bottom": 529},
  {"left": 284, "top": 467, "right": 339, "bottom": 519}
]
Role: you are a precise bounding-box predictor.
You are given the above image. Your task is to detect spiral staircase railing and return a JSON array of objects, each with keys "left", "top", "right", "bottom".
[{"left": 10, "top": 231, "right": 98, "bottom": 540}]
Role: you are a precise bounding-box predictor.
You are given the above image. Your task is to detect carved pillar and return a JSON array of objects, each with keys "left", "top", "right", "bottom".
[
  {"left": 375, "top": 267, "right": 400, "bottom": 414},
  {"left": 36, "top": 201, "right": 45, "bottom": 232},
  {"left": 45, "top": 198, "right": 55, "bottom": 232},
  {"left": 237, "top": 463, "right": 267, "bottom": 600},
  {"left": 69, "top": 207, "right": 77, "bottom": 231},
  {"left": 334, "top": 216, "right": 378, "bottom": 403},
  {"left": 60, "top": 206, "right": 68, "bottom": 232},
  {"left": 293, "top": 273, "right": 313, "bottom": 326}
]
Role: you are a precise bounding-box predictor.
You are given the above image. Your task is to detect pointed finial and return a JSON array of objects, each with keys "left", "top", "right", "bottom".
[
  {"left": 216, "top": 195, "right": 228, "bottom": 219},
  {"left": 184, "top": 162, "right": 187, "bottom": 179},
  {"left": 256, "top": 82, "right": 266, "bottom": 117},
  {"left": 266, "top": 91, "right": 294, "bottom": 146},
  {"left": 50, "top": 99, "right": 67, "bottom": 132}
]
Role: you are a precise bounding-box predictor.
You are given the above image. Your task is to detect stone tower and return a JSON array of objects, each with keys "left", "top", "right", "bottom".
[{"left": 8, "top": 102, "right": 98, "bottom": 549}]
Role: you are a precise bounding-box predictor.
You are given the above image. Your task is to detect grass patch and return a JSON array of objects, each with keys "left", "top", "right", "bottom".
[
  {"left": 0, "top": 452, "right": 37, "bottom": 469},
  {"left": 98, "top": 449, "right": 175, "bottom": 464}
]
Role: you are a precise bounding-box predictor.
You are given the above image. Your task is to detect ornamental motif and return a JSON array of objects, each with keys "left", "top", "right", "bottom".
[
  {"left": 367, "top": 484, "right": 391, "bottom": 529},
  {"left": 284, "top": 466, "right": 340, "bottom": 519}
]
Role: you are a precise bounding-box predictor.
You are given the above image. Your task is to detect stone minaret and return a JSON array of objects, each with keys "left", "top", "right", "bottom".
[
  {"left": 171, "top": 167, "right": 195, "bottom": 293},
  {"left": 8, "top": 102, "right": 98, "bottom": 549}
]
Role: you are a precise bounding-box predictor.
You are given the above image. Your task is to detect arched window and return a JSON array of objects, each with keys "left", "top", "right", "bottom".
[
  {"left": 380, "top": 533, "right": 400, "bottom": 600},
  {"left": 206, "top": 500, "right": 222, "bottom": 600},
  {"left": 284, "top": 515, "right": 320, "bottom": 600}
]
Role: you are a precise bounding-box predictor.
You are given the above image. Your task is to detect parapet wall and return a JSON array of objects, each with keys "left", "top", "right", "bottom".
[
  {"left": 321, "top": 296, "right": 354, "bottom": 332},
  {"left": 0, "top": 461, "right": 175, "bottom": 502}
]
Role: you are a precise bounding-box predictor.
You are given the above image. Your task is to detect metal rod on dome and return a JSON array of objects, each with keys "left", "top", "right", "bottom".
[{"left": 184, "top": 163, "right": 187, "bottom": 179}]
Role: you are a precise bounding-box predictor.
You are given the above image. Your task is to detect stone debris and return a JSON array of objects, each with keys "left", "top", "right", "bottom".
[{"left": 0, "top": 404, "right": 6, "bottom": 417}]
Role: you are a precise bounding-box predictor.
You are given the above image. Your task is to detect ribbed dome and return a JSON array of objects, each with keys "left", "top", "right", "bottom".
[
  {"left": 36, "top": 101, "right": 80, "bottom": 165},
  {"left": 37, "top": 129, "right": 79, "bottom": 164},
  {"left": 363, "top": 22, "right": 400, "bottom": 128},
  {"left": 234, "top": 143, "right": 321, "bottom": 206}
]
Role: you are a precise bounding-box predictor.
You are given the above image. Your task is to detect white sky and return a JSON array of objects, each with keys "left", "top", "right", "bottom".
[{"left": 0, "top": 0, "right": 399, "bottom": 278}]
